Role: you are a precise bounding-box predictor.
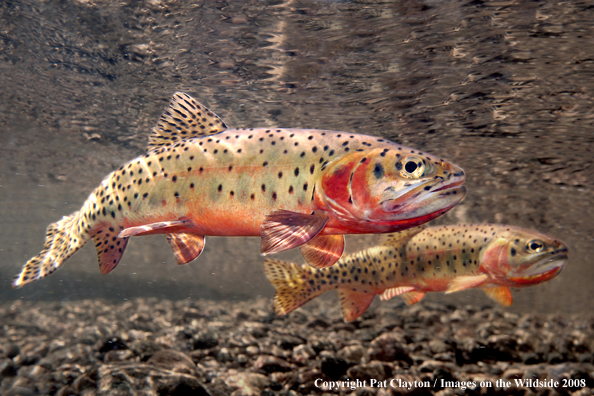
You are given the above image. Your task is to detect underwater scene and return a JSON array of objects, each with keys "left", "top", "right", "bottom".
[{"left": 1, "top": 0, "right": 593, "bottom": 395}]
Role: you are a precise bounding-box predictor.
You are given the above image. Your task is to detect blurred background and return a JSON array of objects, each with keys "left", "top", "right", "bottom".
[{"left": 0, "top": 0, "right": 592, "bottom": 314}]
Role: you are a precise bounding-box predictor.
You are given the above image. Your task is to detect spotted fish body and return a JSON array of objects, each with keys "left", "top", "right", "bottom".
[
  {"left": 264, "top": 224, "right": 568, "bottom": 322},
  {"left": 13, "top": 93, "right": 466, "bottom": 288}
]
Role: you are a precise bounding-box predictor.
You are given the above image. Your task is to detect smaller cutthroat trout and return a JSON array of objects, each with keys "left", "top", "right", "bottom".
[{"left": 263, "top": 224, "right": 568, "bottom": 321}]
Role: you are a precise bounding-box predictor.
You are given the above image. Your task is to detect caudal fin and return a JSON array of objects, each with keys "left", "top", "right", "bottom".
[
  {"left": 13, "top": 212, "right": 90, "bottom": 288},
  {"left": 262, "top": 259, "right": 324, "bottom": 316}
]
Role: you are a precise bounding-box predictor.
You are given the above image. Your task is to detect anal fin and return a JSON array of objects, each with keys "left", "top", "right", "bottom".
[
  {"left": 483, "top": 286, "right": 513, "bottom": 306},
  {"left": 166, "top": 233, "right": 205, "bottom": 264},
  {"left": 338, "top": 289, "right": 375, "bottom": 322},
  {"left": 380, "top": 286, "right": 417, "bottom": 301},
  {"left": 93, "top": 233, "right": 129, "bottom": 275},
  {"left": 261, "top": 210, "right": 328, "bottom": 255},
  {"left": 445, "top": 274, "right": 489, "bottom": 294},
  {"left": 119, "top": 220, "right": 190, "bottom": 238},
  {"left": 300, "top": 234, "right": 344, "bottom": 269}
]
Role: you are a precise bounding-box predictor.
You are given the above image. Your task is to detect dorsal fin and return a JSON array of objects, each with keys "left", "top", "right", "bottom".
[
  {"left": 147, "top": 92, "right": 228, "bottom": 152},
  {"left": 380, "top": 225, "right": 426, "bottom": 247}
]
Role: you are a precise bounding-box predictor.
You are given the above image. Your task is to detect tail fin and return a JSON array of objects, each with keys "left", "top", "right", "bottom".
[
  {"left": 263, "top": 259, "right": 324, "bottom": 316},
  {"left": 12, "top": 212, "right": 90, "bottom": 288}
]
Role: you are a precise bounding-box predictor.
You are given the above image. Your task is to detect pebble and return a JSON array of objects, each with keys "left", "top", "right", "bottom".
[
  {"left": 292, "top": 344, "right": 316, "bottom": 364},
  {"left": 253, "top": 355, "right": 295, "bottom": 373},
  {"left": 367, "top": 333, "right": 412, "bottom": 364},
  {"left": 0, "top": 298, "right": 592, "bottom": 395},
  {"left": 147, "top": 349, "right": 197, "bottom": 374},
  {"left": 337, "top": 344, "right": 366, "bottom": 363},
  {"left": 347, "top": 361, "right": 388, "bottom": 381}
]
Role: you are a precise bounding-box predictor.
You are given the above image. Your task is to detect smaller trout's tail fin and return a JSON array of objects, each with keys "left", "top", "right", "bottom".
[
  {"left": 263, "top": 259, "right": 323, "bottom": 316},
  {"left": 13, "top": 212, "right": 90, "bottom": 288}
]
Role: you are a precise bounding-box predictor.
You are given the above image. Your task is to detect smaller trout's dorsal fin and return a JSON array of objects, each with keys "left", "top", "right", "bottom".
[
  {"left": 381, "top": 225, "right": 426, "bottom": 247},
  {"left": 147, "top": 92, "right": 228, "bottom": 152}
]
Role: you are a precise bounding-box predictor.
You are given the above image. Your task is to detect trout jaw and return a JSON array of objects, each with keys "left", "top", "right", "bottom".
[
  {"left": 507, "top": 250, "right": 568, "bottom": 286},
  {"left": 378, "top": 174, "right": 466, "bottom": 222}
]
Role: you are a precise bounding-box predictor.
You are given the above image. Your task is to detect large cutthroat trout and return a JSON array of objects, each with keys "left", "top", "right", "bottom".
[
  {"left": 13, "top": 92, "right": 466, "bottom": 288},
  {"left": 264, "top": 224, "right": 568, "bottom": 321}
]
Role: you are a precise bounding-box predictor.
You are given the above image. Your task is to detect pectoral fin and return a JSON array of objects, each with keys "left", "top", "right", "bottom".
[
  {"left": 338, "top": 289, "right": 375, "bottom": 322},
  {"left": 445, "top": 274, "right": 489, "bottom": 294},
  {"left": 166, "top": 233, "right": 205, "bottom": 264},
  {"left": 483, "top": 286, "right": 513, "bottom": 306},
  {"left": 118, "top": 220, "right": 191, "bottom": 238},
  {"left": 261, "top": 210, "right": 328, "bottom": 255},
  {"left": 380, "top": 286, "right": 417, "bottom": 301},
  {"left": 300, "top": 234, "right": 344, "bottom": 269}
]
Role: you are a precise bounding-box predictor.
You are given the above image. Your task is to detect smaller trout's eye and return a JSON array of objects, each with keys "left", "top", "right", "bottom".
[
  {"left": 397, "top": 156, "right": 425, "bottom": 179},
  {"left": 526, "top": 239, "right": 545, "bottom": 253}
]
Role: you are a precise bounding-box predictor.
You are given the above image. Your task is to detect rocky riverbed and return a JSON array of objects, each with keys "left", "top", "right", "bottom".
[{"left": 0, "top": 297, "right": 592, "bottom": 396}]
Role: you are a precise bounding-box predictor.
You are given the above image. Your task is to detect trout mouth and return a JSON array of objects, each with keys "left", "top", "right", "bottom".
[
  {"left": 514, "top": 250, "right": 568, "bottom": 280},
  {"left": 380, "top": 175, "right": 466, "bottom": 221}
]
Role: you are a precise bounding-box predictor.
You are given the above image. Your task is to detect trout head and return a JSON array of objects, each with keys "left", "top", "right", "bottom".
[
  {"left": 317, "top": 148, "right": 466, "bottom": 233},
  {"left": 480, "top": 227, "right": 568, "bottom": 287}
]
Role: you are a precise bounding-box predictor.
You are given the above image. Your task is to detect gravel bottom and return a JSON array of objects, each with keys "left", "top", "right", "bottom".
[{"left": 0, "top": 297, "right": 592, "bottom": 396}]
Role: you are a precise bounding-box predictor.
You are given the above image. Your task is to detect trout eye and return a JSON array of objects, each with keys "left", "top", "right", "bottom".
[
  {"left": 398, "top": 156, "right": 425, "bottom": 179},
  {"left": 526, "top": 239, "right": 544, "bottom": 253}
]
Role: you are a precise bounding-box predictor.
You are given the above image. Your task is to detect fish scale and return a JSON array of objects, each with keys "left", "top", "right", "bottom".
[
  {"left": 13, "top": 92, "right": 466, "bottom": 288},
  {"left": 264, "top": 224, "right": 568, "bottom": 322}
]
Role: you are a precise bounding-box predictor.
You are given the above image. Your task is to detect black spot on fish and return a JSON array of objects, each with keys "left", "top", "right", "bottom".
[
  {"left": 310, "top": 164, "right": 315, "bottom": 174},
  {"left": 172, "top": 176, "right": 177, "bottom": 182},
  {"left": 289, "top": 186, "right": 294, "bottom": 194},
  {"left": 303, "top": 183, "right": 308, "bottom": 191},
  {"left": 278, "top": 172, "right": 283, "bottom": 179},
  {"left": 272, "top": 192, "right": 277, "bottom": 200},
  {"left": 143, "top": 193, "right": 148, "bottom": 199},
  {"left": 373, "top": 163, "right": 384, "bottom": 179},
  {"left": 261, "top": 184, "right": 266, "bottom": 192},
  {"left": 294, "top": 168, "right": 299, "bottom": 177},
  {"left": 218, "top": 184, "right": 223, "bottom": 192},
  {"left": 190, "top": 183, "right": 195, "bottom": 189}
]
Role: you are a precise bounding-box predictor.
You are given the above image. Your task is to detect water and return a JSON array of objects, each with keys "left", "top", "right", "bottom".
[
  {"left": 2, "top": 0, "right": 592, "bottom": 312},
  {"left": 1, "top": 1, "right": 594, "bottom": 394},
  {"left": 0, "top": 2, "right": 591, "bottom": 317}
]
